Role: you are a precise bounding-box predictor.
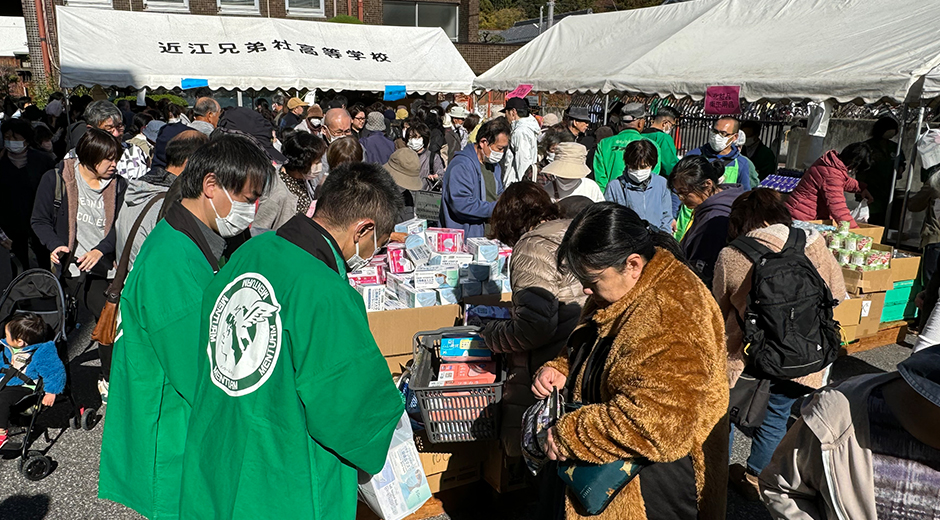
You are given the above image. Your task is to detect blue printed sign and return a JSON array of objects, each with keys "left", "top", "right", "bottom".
[
  {"left": 182, "top": 78, "right": 209, "bottom": 89},
  {"left": 384, "top": 85, "right": 407, "bottom": 101}
]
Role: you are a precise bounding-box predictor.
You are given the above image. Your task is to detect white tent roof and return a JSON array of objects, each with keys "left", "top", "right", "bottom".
[
  {"left": 474, "top": 0, "right": 940, "bottom": 103},
  {"left": 0, "top": 16, "right": 28, "bottom": 57},
  {"left": 57, "top": 7, "right": 476, "bottom": 93}
]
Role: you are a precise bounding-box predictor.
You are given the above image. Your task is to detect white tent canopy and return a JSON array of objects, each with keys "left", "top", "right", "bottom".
[
  {"left": 57, "top": 7, "right": 475, "bottom": 93},
  {"left": 0, "top": 16, "right": 28, "bottom": 57},
  {"left": 474, "top": 0, "right": 940, "bottom": 103}
]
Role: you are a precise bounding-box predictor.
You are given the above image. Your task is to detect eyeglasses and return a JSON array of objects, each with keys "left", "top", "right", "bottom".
[
  {"left": 710, "top": 127, "right": 735, "bottom": 138},
  {"left": 353, "top": 116, "right": 366, "bottom": 121}
]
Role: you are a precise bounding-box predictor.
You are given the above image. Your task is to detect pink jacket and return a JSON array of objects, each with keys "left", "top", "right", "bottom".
[{"left": 786, "top": 150, "right": 864, "bottom": 228}]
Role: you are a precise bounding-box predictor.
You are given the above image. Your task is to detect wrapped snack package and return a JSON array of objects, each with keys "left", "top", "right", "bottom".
[
  {"left": 838, "top": 221, "right": 851, "bottom": 234},
  {"left": 837, "top": 249, "right": 852, "bottom": 265},
  {"left": 844, "top": 235, "right": 858, "bottom": 252},
  {"left": 850, "top": 251, "right": 865, "bottom": 266},
  {"left": 828, "top": 233, "right": 843, "bottom": 249},
  {"left": 857, "top": 236, "right": 872, "bottom": 252}
]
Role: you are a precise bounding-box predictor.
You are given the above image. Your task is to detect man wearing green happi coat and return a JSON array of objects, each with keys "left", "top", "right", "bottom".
[
  {"left": 592, "top": 103, "right": 662, "bottom": 193},
  {"left": 180, "top": 162, "right": 405, "bottom": 520},
  {"left": 99, "top": 134, "right": 275, "bottom": 519}
]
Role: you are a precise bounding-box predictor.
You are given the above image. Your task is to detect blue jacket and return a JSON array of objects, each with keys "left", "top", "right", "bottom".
[
  {"left": 441, "top": 144, "right": 504, "bottom": 238},
  {"left": 360, "top": 132, "right": 396, "bottom": 166},
  {"left": 686, "top": 144, "right": 753, "bottom": 191},
  {"left": 604, "top": 174, "right": 673, "bottom": 233},
  {"left": 2, "top": 340, "right": 65, "bottom": 394},
  {"left": 681, "top": 184, "right": 746, "bottom": 289}
]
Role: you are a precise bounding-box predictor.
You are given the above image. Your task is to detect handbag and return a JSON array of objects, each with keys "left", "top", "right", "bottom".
[
  {"left": 91, "top": 193, "right": 166, "bottom": 345},
  {"left": 728, "top": 371, "right": 771, "bottom": 429}
]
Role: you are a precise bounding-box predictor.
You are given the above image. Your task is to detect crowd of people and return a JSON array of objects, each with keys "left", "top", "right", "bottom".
[{"left": 0, "top": 90, "right": 938, "bottom": 520}]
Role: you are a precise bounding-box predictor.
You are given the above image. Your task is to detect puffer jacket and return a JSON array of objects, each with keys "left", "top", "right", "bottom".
[
  {"left": 481, "top": 219, "right": 585, "bottom": 457},
  {"left": 542, "top": 248, "right": 729, "bottom": 520},
  {"left": 786, "top": 150, "right": 865, "bottom": 227},
  {"left": 712, "top": 224, "right": 847, "bottom": 391},
  {"left": 502, "top": 115, "right": 542, "bottom": 185}
]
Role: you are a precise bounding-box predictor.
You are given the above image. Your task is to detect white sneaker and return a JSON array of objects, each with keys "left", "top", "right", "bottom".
[{"left": 98, "top": 379, "right": 109, "bottom": 404}]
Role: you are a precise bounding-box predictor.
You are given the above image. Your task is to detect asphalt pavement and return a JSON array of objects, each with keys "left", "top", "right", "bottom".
[{"left": 0, "top": 306, "right": 916, "bottom": 520}]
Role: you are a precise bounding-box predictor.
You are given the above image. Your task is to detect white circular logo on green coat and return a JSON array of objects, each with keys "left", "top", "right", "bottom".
[{"left": 207, "top": 272, "right": 282, "bottom": 397}]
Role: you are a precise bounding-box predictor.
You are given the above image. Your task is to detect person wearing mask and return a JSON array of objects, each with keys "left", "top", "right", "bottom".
[
  {"left": 321, "top": 108, "right": 352, "bottom": 173},
  {"left": 188, "top": 97, "right": 221, "bottom": 137},
  {"left": 115, "top": 130, "right": 208, "bottom": 270},
  {"left": 592, "top": 103, "right": 662, "bottom": 193},
  {"left": 483, "top": 181, "right": 585, "bottom": 457},
  {"left": 445, "top": 105, "right": 470, "bottom": 163},
  {"left": 279, "top": 98, "right": 310, "bottom": 136},
  {"left": 31, "top": 128, "right": 129, "bottom": 402},
  {"left": 786, "top": 142, "right": 874, "bottom": 228},
  {"left": 348, "top": 104, "right": 368, "bottom": 139},
  {"left": 255, "top": 132, "right": 328, "bottom": 231},
  {"left": 359, "top": 112, "right": 395, "bottom": 166},
  {"left": 761, "top": 345, "right": 940, "bottom": 520},
  {"left": 856, "top": 116, "right": 906, "bottom": 226},
  {"left": 641, "top": 106, "right": 680, "bottom": 178},
  {"left": 405, "top": 121, "right": 445, "bottom": 190},
  {"left": 0, "top": 118, "right": 56, "bottom": 271},
  {"left": 66, "top": 101, "right": 149, "bottom": 181},
  {"left": 501, "top": 97, "right": 542, "bottom": 185},
  {"left": 538, "top": 127, "right": 576, "bottom": 172},
  {"left": 605, "top": 140, "right": 673, "bottom": 233},
  {"left": 712, "top": 189, "right": 846, "bottom": 501},
  {"left": 384, "top": 148, "right": 422, "bottom": 222},
  {"left": 563, "top": 106, "right": 592, "bottom": 148},
  {"left": 739, "top": 121, "right": 777, "bottom": 181},
  {"left": 326, "top": 137, "right": 363, "bottom": 172},
  {"left": 295, "top": 105, "right": 324, "bottom": 136},
  {"left": 685, "top": 117, "right": 754, "bottom": 190},
  {"left": 535, "top": 203, "right": 728, "bottom": 520},
  {"left": 670, "top": 155, "right": 746, "bottom": 289},
  {"left": 99, "top": 134, "right": 275, "bottom": 520},
  {"left": 541, "top": 142, "right": 604, "bottom": 203},
  {"left": 179, "top": 163, "right": 405, "bottom": 520},
  {"left": 441, "top": 117, "right": 510, "bottom": 238}
]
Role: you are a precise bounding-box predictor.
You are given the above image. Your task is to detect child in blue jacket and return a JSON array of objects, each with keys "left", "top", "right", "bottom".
[{"left": 1, "top": 312, "right": 65, "bottom": 448}]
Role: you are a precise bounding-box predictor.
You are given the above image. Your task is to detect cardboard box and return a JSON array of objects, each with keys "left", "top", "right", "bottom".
[
  {"left": 833, "top": 297, "right": 863, "bottom": 327},
  {"left": 890, "top": 253, "right": 921, "bottom": 283},
  {"left": 368, "top": 305, "right": 462, "bottom": 358},
  {"left": 840, "top": 324, "right": 859, "bottom": 344},
  {"left": 462, "top": 293, "right": 514, "bottom": 306},
  {"left": 842, "top": 267, "right": 894, "bottom": 295},
  {"left": 483, "top": 442, "right": 528, "bottom": 493},
  {"left": 811, "top": 220, "right": 885, "bottom": 244},
  {"left": 414, "top": 433, "right": 483, "bottom": 493},
  {"left": 856, "top": 292, "right": 887, "bottom": 338},
  {"left": 385, "top": 354, "right": 412, "bottom": 377}
]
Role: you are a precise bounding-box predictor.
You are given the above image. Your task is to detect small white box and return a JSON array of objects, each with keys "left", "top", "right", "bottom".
[{"left": 357, "top": 284, "right": 387, "bottom": 312}]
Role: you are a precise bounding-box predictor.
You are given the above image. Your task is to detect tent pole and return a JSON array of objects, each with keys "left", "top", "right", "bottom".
[
  {"left": 64, "top": 87, "right": 71, "bottom": 127},
  {"left": 884, "top": 105, "right": 909, "bottom": 245},
  {"left": 603, "top": 94, "right": 609, "bottom": 125},
  {"left": 237, "top": 90, "right": 243, "bottom": 108},
  {"left": 895, "top": 104, "right": 926, "bottom": 248}
]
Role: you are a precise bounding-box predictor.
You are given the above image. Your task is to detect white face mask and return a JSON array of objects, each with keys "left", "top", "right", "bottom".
[
  {"left": 347, "top": 231, "right": 378, "bottom": 272},
  {"left": 408, "top": 138, "right": 424, "bottom": 152},
  {"left": 709, "top": 132, "right": 731, "bottom": 152},
  {"left": 627, "top": 168, "right": 652, "bottom": 184},
  {"left": 273, "top": 138, "right": 282, "bottom": 152},
  {"left": 209, "top": 187, "right": 255, "bottom": 238},
  {"left": 308, "top": 118, "right": 322, "bottom": 128},
  {"left": 327, "top": 130, "right": 346, "bottom": 144},
  {"left": 483, "top": 142, "right": 503, "bottom": 164},
  {"left": 5, "top": 140, "right": 26, "bottom": 154},
  {"left": 545, "top": 152, "right": 556, "bottom": 163},
  {"left": 303, "top": 162, "right": 323, "bottom": 182}
]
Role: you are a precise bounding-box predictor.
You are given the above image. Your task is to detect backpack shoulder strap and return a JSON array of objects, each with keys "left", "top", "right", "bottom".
[
  {"left": 783, "top": 226, "right": 807, "bottom": 252},
  {"left": 730, "top": 235, "right": 774, "bottom": 265},
  {"left": 109, "top": 192, "right": 167, "bottom": 296}
]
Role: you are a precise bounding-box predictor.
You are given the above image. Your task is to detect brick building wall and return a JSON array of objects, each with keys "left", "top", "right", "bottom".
[{"left": 455, "top": 42, "right": 519, "bottom": 75}]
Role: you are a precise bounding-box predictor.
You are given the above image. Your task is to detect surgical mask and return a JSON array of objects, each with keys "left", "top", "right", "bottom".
[
  {"left": 709, "top": 133, "right": 731, "bottom": 152},
  {"left": 555, "top": 177, "right": 581, "bottom": 192},
  {"left": 303, "top": 162, "right": 323, "bottom": 182},
  {"left": 545, "top": 152, "right": 556, "bottom": 163},
  {"left": 328, "top": 132, "right": 345, "bottom": 144},
  {"left": 5, "top": 140, "right": 26, "bottom": 154},
  {"left": 273, "top": 138, "right": 282, "bottom": 152},
  {"left": 627, "top": 168, "right": 652, "bottom": 184},
  {"left": 484, "top": 143, "right": 504, "bottom": 164},
  {"left": 347, "top": 232, "right": 378, "bottom": 272},
  {"left": 408, "top": 138, "right": 424, "bottom": 152},
  {"left": 308, "top": 118, "right": 322, "bottom": 128},
  {"left": 209, "top": 187, "right": 255, "bottom": 238}
]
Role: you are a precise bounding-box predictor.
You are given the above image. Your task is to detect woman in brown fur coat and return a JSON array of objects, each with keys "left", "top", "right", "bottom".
[{"left": 533, "top": 202, "right": 729, "bottom": 520}]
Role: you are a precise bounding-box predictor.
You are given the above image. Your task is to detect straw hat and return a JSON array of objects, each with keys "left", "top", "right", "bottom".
[
  {"left": 541, "top": 142, "right": 590, "bottom": 179},
  {"left": 384, "top": 148, "right": 422, "bottom": 191}
]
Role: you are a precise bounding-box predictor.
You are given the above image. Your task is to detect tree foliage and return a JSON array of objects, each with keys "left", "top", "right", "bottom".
[
  {"left": 478, "top": 0, "right": 661, "bottom": 35},
  {"left": 480, "top": 7, "right": 527, "bottom": 30}
]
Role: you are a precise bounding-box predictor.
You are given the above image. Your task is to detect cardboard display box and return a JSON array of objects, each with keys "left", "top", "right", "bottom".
[
  {"left": 369, "top": 304, "right": 462, "bottom": 358},
  {"left": 890, "top": 254, "right": 921, "bottom": 283},
  {"left": 856, "top": 292, "right": 887, "bottom": 338},
  {"left": 414, "top": 432, "right": 484, "bottom": 493},
  {"left": 842, "top": 267, "right": 893, "bottom": 295},
  {"left": 810, "top": 220, "right": 885, "bottom": 243},
  {"left": 833, "top": 297, "right": 863, "bottom": 327},
  {"left": 482, "top": 442, "right": 528, "bottom": 494},
  {"left": 840, "top": 324, "right": 859, "bottom": 344}
]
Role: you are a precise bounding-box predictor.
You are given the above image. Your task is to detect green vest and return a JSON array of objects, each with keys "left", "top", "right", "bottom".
[
  {"left": 674, "top": 160, "right": 740, "bottom": 242},
  {"left": 179, "top": 231, "right": 403, "bottom": 520},
  {"left": 592, "top": 129, "right": 662, "bottom": 193},
  {"left": 99, "top": 220, "right": 216, "bottom": 519}
]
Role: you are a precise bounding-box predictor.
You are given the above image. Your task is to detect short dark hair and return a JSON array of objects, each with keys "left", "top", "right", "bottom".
[
  {"left": 5, "top": 312, "right": 48, "bottom": 345},
  {"left": 76, "top": 128, "right": 123, "bottom": 171},
  {"left": 314, "top": 162, "right": 404, "bottom": 238},
  {"left": 489, "top": 181, "right": 561, "bottom": 246},
  {"left": 871, "top": 116, "right": 899, "bottom": 139},
  {"left": 476, "top": 117, "right": 512, "bottom": 146},
  {"left": 326, "top": 138, "right": 363, "bottom": 170},
  {"left": 193, "top": 97, "right": 220, "bottom": 118},
  {"left": 654, "top": 106, "right": 680, "bottom": 122},
  {"left": 727, "top": 188, "right": 791, "bottom": 241},
  {"left": 282, "top": 131, "right": 327, "bottom": 175},
  {"left": 406, "top": 120, "right": 430, "bottom": 144},
  {"left": 178, "top": 133, "right": 275, "bottom": 199},
  {"left": 463, "top": 114, "right": 480, "bottom": 134},
  {"left": 165, "top": 131, "right": 209, "bottom": 169},
  {"left": 348, "top": 103, "right": 366, "bottom": 119},
  {"left": 669, "top": 155, "right": 724, "bottom": 194},
  {"left": 2, "top": 117, "right": 35, "bottom": 144},
  {"left": 740, "top": 120, "right": 762, "bottom": 135},
  {"left": 839, "top": 141, "right": 873, "bottom": 174},
  {"left": 624, "top": 140, "right": 658, "bottom": 170},
  {"left": 132, "top": 112, "right": 153, "bottom": 135},
  {"left": 512, "top": 106, "right": 530, "bottom": 118},
  {"left": 716, "top": 116, "right": 740, "bottom": 134}
]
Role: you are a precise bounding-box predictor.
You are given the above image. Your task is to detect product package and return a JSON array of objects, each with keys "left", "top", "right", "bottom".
[
  {"left": 358, "top": 412, "right": 432, "bottom": 520},
  {"left": 436, "top": 287, "right": 461, "bottom": 305},
  {"left": 413, "top": 264, "right": 460, "bottom": 290},
  {"left": 348, "top": 266, "right": 381, "bottom": 287},
  {"left": 467, "top": 237, "right": 499, "bottom": 263},
  {"left": 394, "top": 218, "right": 429, "bottom": 236},
  {"left": 387, "top": 244, "right": 415, "bottom": 274},
  {"left": 436, "top": 361, "right": 498, "bottom": 386},
  {"left": 398, "top": 283, "right": 439, "bottom": 308},
  {"left": 440, "top": 335, "right": 491, "bottom": 361},
  {"left": 425, "top": 228, "right": 465, "bottom": 253},
  {"left": 405, "top": 234, "right": 433, "bottom": 267},
  {"left": 357, "top": 284, "right": 387, "bottom": 312}
]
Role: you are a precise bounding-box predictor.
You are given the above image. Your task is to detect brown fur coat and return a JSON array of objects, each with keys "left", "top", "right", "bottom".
[{"left": 543, "top": 248, "right": 729, "bottom": 520}]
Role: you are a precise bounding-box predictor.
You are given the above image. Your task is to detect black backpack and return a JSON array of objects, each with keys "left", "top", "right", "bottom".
[{"left": 731, "top": 227, "right": 841, "bottom": 379}]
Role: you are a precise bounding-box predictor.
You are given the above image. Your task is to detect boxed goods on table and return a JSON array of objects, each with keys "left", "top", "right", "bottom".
[
  {"left": 426, "top": 228, "right": 465, "bottom": 253},
  {"left": 857, "top": 292, "right": 887, "bottom": 337},
  {"left": 440, "top": 335, "right": 491, "bottom": 361},
  {"left": 833, "top": 297, "right": 864, "bottom": 327},
  {"left": 357, "top": 284, "right": 387, "bottom": 312},
  {"left": 890, "top": 250, "right": 921, "bottom": 283},
  {"left": 807, "top": 219, "right": 885, "bottom": 244},
  {"left": 395, "top": 217, "right": 429, "bottom": 236},
  {"left": 881, "top": 280, "right": 919, "bottom": 323},
  {"left": 414, "top": 265, "right": 459, "bottom": 290},
  {"left": 405, "top": 234, "right": 433, "bottom": 267},
  {"left": 434, "top": 362, "right": 498, "bottom": 386}
]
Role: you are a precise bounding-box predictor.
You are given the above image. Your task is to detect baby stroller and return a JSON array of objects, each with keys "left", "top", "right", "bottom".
[{"left": 0, "top": 268, "right": 99, "bottom": 481}]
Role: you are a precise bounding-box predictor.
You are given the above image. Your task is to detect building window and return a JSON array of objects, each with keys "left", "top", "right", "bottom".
[
  {"left": 287, "top": 0, "right": 325, "bottom": 17},
  {"left": 218, "top": 0, "right": 259, "bottom": 14},
  {"left": 65, "top": 0, "right": 112, "bottom": 7},
  {"left": 145, "top": 0, "right": 189, "bottom": 12},
  {"left": 384, "top": 2, "right": 459, "bottom": 42}
]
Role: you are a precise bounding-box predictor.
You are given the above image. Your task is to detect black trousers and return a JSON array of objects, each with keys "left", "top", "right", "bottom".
[
  {"left": 0, "top": 385, "right": 34, "bottom": 429},
  {"left": 64, "top": 274, "right": 113, "bottom": 381}
]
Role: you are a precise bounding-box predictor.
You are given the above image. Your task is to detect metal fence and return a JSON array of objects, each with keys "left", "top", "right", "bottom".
[{"left": 676, "top": 116, "right": 785, "bottom": 157}]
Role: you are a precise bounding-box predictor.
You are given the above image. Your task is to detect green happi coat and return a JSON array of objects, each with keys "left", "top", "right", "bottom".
[
  {"left": 179, "top": 216, "right": 403, "bottom": 520},
  {"left": 99, "top": 206, "right": 220, "bottom": 519}
]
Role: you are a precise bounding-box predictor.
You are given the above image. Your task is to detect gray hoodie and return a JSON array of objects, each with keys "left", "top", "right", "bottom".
[
  {"left": 502, "top": 115, "right": 542, "bottom": 186},
  {"left": 115, "top": 167, "right": 176, "bottom": 269}
]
